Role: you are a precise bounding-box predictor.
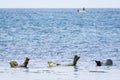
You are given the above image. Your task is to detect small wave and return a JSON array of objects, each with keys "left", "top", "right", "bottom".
[
  {"left": 89, "top": 70, "right": 107, "bottom": 73},
  {"left": 0, "top": 71, "right": 4, "bottom": 73}
]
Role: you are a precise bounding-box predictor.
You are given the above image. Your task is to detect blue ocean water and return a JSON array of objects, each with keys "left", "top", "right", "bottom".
[{"left": 0, "top": 8, "right": 120, "bottom": 80}]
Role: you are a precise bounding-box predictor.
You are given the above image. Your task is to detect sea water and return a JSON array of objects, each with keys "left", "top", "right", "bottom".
[{"left": 0, "top": 8, "right": 120, "bottom": 80}]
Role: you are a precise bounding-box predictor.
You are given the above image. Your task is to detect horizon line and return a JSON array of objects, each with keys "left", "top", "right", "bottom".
[{"left": 0, "top": 7, "right": 120, "bottom": 9}]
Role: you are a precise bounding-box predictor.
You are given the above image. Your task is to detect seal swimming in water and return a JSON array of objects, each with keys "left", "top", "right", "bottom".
[
  {"left": 9, "top": 57, "right": 30, "bottom": 68},
  {"left": 48, "top": 55, "right": 80, "bottom": 67},
  {"left": 95, "top": 59, "right": 113, "bottom": 66}
]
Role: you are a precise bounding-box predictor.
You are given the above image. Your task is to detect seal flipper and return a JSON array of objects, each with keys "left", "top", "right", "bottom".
[
  {"left": 95, "top": 60, "right": 102, "bottom": 66},
  {"left": 73, "top": 55, "right": 80, "bottom": 66},
  {"left": 19, "top": 57, "right": 30, "bottom": 68}
]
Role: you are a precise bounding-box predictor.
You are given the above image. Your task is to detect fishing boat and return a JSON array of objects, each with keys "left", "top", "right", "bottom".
[{"left": 77, "top": 7, "right": 87, "bottom": 13}]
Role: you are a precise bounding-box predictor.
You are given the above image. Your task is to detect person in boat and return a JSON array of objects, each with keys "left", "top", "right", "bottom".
[
  {"left": 77, "top": 9, "right": 79, "bottom": 13},
  {"left": 95, "top": 59, "right": 113, "bottom": 66},
  {"left": 83, "top": 7, "right": 85, "bottom": 11},
  {"left": 48, "top": 55, "right": 80, "bottom": 67},
  {"left": 9, "top": 57, "right": 30, "bottom": 68}
]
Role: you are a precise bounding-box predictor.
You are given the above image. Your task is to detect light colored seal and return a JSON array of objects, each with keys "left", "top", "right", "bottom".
[
  {"left": 48, "top": 55, "right": 80, "bottom": 67},
  {"left": 9, "top": 57, "right": 30, "bottom": 68}
]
